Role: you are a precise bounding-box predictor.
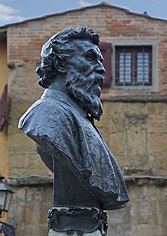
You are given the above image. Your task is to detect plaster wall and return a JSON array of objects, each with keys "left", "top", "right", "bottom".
[{"left": 0, "top": 40, "right": 8, "bottom": 178}]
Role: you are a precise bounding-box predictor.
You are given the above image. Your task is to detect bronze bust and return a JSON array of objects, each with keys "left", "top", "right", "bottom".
[{"left": 18, "top": 27, "right": 129, "bottom": 236}]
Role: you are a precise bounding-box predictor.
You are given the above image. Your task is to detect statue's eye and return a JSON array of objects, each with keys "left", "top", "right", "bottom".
[
  {"left": 87, "top": 53, "right": 95, "bottom": 62},
  {"left": 100, "top": 57, "right": 104, "bottom": 63}
]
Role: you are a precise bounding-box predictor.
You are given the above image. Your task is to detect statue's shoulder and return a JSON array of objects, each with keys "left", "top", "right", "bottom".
[
  {"left": 21, "top": 95, "right": 70, "bottom": 119},
  {"left": 18, "top": 95, "right": 77, "bottom": 135}
]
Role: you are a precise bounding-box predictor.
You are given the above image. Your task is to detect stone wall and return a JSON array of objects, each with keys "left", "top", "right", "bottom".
[
  {"left": 8, "top": 96, "right": 167, "bottom": 235},
  {"left": 9, "top": 177, "right": 52, "bottom": 236},
  {"left": 97, "top": 100, "right": 167, "bottom": 177},
  {"left": 8, "top": 64, "right": 51, "bottom": 177},
  {"left": 8, "top": 94, "right": 167, "bottom": 177},
  {"left": 9, "top": 176, "right": 167, "bottom": 236},
  {"left": 108, "top": 177, "right": 167, "bottom": 236}
]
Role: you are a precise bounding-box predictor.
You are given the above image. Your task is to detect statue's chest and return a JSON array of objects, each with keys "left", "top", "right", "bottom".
[{"left": 76, "top": 116, "right": 105, "bottom": 150}]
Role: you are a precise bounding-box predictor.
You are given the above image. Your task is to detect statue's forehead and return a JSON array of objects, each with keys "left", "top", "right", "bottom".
[{"left": 71, "top": 39, "right": 101, "bottom": 54}]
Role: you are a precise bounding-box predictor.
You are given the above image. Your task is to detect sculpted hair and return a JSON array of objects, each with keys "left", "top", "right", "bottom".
[{"left": 36, "top": 27, "right": 99, "bottom": 88}]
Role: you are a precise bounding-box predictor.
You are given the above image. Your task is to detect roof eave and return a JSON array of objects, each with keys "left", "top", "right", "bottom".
[{"left": 0, "top": 1, "right": 166, "bottom": 29}]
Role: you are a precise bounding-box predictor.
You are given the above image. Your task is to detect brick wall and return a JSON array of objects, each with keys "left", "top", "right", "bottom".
[{"left": 7, "top": 5, "right": 167, "bottom": 94}]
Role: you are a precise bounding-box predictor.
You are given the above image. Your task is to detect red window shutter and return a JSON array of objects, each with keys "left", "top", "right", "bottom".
[
  {"left": 99, "top": 42, "right": 112, "bottom": 88},
  {"left": 0, "top": 85, "right": 8, "bottom": 131}
]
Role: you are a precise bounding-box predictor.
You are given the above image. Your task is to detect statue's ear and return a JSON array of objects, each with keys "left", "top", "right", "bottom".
[{"left": 53, "top": 56, "right": 67, "bottom": 74}]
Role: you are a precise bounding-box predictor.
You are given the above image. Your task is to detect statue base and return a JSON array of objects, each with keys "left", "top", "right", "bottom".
[
  {"left": 48, "top": 229, "right": 102, "bottom": 236},
  {"left": 47, "top": 207, "right": 108, "bottom": 236}
]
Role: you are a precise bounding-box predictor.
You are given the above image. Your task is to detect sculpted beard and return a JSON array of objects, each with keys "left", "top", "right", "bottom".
[{"left": 66, "top": 72, "right": 104, "bottom": 120}]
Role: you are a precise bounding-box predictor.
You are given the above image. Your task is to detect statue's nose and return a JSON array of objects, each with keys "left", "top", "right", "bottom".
[{"left": 95, "top": 62, "right": 106, "bottom": 74}]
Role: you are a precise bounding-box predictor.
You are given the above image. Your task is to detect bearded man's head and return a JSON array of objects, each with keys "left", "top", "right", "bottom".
[{"left": 36, "top": 27, "right": 105, "bottom": 120}]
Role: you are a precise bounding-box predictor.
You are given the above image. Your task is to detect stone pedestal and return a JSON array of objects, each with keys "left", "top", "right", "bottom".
[
  {"left": 48, "top": 229, "right": 102, "bottom": 236},
  {"left": 47, "top": 207, "right": 106, "bottom": 236}
]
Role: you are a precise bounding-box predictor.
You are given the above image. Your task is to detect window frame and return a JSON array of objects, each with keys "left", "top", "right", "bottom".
[
  {"left": 99, "top": 42, "right": 112, "bottom": 88},
  {"left": 0, "top": 85, "right": 8, "bottom": 131},
  {"left": 112, "top": 41, "right": 157, "bottom": 90}
]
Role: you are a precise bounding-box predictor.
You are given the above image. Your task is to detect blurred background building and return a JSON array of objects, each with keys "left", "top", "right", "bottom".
[{"left": 0, "top": 2, "right": 167, "bottom": 236}]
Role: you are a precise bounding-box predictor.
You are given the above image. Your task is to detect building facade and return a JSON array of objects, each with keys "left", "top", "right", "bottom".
[{"left": 0, "top": 2, "right": 167, "bottom": 236}]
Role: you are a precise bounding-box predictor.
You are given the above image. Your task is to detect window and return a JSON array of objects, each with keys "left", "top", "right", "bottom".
[
  {"left": 99, "top": 42, "right": 156, "bottom": 89},
  {"left": 115, "top": 46, "right": 152, "bottom": 86}
]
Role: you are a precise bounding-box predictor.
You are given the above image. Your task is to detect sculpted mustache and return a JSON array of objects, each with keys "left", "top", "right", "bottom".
[
  {"left": 90, "top": 74, "right": 104, "bottom": 88},
  {"left": 68, "top": 74, "right": 104, "bottom": 87}
]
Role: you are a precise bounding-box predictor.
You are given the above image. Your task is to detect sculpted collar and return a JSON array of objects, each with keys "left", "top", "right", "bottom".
[{"left": 42, "top": 88, "right": 88, "bottom": 118}]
